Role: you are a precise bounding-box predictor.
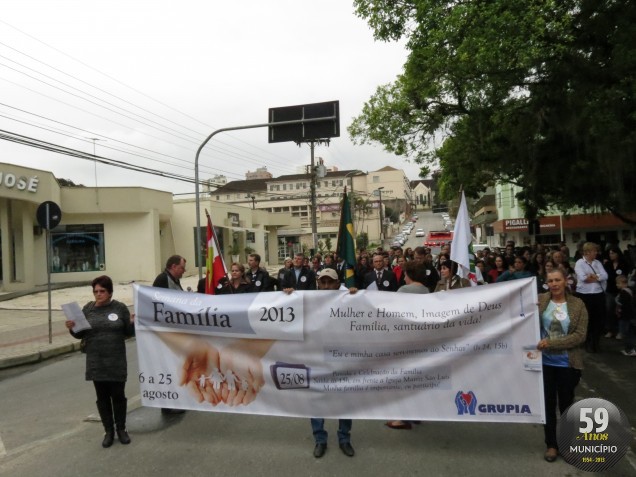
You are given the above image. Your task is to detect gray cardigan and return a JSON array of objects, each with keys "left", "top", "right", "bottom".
[{"left": 70, "top": 300, "right": 134, "bottom": 382}]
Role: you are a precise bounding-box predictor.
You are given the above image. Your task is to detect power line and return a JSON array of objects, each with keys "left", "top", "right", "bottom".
[
  {"left": 0, "top": 128, "right": 199, "bottom": 184},
  {"left": 0, "top": 107, "right": 246, "bottom": 180},
  {"left": 0, "top": 24, "right": 301, "bottom": 169}
]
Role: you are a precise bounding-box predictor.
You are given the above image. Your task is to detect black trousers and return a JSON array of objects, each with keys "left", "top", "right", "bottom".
[
  {"left": 578, "top": 292, "right": 606, "bottom": 352},
  {"left": 94, "top": 381, "right": 126, "bottom": 402},
  {"left": 542, "top": 365, "right": 581, "bottom": 449}
]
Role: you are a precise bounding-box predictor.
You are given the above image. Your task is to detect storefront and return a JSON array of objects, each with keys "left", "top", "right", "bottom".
[
  {"left": 0, "top": 163, "right": 290, "bottom": 292},
  {"left": 492, "top": 214, "right": 636, "bottom": 252},
  {"left": 0, "top": 163, "right": 174, "bottom": 292}
]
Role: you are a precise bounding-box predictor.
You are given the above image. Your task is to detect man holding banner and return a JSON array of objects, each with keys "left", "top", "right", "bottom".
[
  {"left": 310, "top": 268, "right": 356, "bottom": 458},
  {"left": 152, "top": 254, "right": 188, "bottom": 415}
]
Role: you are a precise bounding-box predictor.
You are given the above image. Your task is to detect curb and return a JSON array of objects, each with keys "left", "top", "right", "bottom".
[{"left": 0, "top": 342, "right": 82, "bottom": 370}]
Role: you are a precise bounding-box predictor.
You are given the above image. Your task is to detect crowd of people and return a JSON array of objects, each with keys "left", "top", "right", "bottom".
[{"left": 65, "top": 238, "right": 635, "bottom": 463}]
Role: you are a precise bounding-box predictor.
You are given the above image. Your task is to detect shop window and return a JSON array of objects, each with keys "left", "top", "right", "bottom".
[{"left": 50, "top": 224, "right": 105, "bottom": 273}]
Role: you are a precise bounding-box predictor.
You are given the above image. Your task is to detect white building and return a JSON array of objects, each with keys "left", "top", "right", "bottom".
[{"left": 0, "top": 162, "right": 292, "bottom": 292}]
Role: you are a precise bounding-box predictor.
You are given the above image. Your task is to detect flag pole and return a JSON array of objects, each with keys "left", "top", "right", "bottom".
[{"left": 205, "top": 209, "right": 229, "bottom": 289}]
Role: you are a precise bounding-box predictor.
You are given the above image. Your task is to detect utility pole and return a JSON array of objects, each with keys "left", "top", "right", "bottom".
[
  {"left": 87, "top": 138, "right": 103, "bottom": 205},
  {"left": 377, "top": 186, "right": 385, "bottom": 243},
  {"left": 302, "top": 139, "right": 329, "bottom": 253}
]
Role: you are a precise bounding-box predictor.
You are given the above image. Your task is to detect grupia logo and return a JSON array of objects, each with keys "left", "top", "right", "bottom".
[{"left": 455, "top": 390, "right": 477, "bottom": 415}]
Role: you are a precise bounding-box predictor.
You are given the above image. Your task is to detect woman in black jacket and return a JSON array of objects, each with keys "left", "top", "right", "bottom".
[{"left": 65, "top": 275, "right": 134, "bottom": 448}]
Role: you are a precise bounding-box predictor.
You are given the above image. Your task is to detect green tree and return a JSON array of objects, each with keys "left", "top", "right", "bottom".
[{"left": 350, "top": 0, "right": 636, "bottom": 220}]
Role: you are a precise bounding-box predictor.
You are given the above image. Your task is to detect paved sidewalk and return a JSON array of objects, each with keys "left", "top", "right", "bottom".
[
  {"left": 0, "top": 265, "right": 286, "bottom": 370},
  {"left": 0, "top": 275, "right": 204, "bottom": 370}
]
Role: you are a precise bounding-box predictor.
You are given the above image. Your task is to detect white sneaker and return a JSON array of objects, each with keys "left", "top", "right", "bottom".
[
  {"left": 621, "top": 349, "right": 636, "bottom": 357},
  {"left": 604, "top": 332, "right": 613, "bottom": 338},
  {"left": 615, "top": 333, "right": 623, "bottom": 340}
]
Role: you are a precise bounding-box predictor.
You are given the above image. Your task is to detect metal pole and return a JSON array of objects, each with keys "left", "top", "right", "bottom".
[
  {"left": 194, "top": 116, "right": 336, "bottom": 280},
  {"left": 46, "top": 203, "right": 52, "bottom": 344},
  {"left": 309, "top": 141, "right": 318, "bottom": 252},
  {"left": 378, "top": 187, "right": 385, "bottom": 244}
]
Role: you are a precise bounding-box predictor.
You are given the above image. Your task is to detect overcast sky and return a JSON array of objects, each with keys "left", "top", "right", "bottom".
[{"left": 1, "top": 1, "right": 419, "bottom": 194}]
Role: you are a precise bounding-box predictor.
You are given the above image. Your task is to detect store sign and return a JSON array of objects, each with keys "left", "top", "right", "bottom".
[
  {"left": 0, "top": 172, "right": 39, "bottom": 193},
  {"left": 503, "top": 217, "right": 558, "bottom": 231}
]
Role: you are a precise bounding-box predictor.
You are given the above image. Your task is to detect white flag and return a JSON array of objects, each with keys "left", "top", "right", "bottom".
[{"left": 450, "top": 191, "right": 481, "bottom": 286}]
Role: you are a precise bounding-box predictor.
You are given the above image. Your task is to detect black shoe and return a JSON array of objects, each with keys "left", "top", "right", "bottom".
[
  {"left": 102, "top": 430, "right": 115, "bottom": 448},
  {"left": 313, "top": 443, "right": 327, "bottom": 458},
  {"left": 116, "top": 428, "right": 131, "bottom": 445},
  {"left": 339, "top": 442, "right": 355, "bottom": 457},
  {"left": 161, "top": 408, "right": 185, "bottom": 415}
]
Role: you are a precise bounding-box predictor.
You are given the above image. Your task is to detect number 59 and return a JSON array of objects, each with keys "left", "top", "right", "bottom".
[{"left": 579, "top": 407, "right": 609, "bottom": 433}]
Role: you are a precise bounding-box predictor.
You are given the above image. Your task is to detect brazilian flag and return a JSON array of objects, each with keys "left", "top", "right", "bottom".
[{"left": 336, "top": 187, "right": 357, "bottom": 288}]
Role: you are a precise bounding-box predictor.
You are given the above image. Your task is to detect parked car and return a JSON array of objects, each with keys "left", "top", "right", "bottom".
[{"left": 415, "top": 228, "right": 425, "bottom": 237}]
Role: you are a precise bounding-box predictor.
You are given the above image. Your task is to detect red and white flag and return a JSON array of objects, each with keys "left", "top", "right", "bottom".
[{"left": 205, "top": 212, "right": 228, "bottom": 294}]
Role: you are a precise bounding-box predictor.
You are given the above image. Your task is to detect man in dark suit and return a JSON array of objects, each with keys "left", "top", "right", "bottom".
[
  {"left": 364, "top": 254, "right": 398, "bottom": 291},
  {"left": 281, "top": 252, "right": 316, "bottom": 291},
  {"left": 247, "top": 253, "right": 273, "bottom": 292}
]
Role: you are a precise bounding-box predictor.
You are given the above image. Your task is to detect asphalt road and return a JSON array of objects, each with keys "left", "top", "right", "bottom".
[
  {"left": 1, "top": 209, "right": 634, "bottom": 477},
  {"left": 0, "top": 337, "right": 634, "bottom": 477}
]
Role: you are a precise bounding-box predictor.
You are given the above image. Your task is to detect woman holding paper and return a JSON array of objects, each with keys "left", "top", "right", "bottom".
[
  {"left": 536, "top": 268, "right": 588, "bottom": 463},
  {"left": 65, "top": 275, "right": 134, "bottom": 448}
]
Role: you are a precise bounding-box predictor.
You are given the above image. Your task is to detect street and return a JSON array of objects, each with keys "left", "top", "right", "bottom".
[
  {"left": 0, "top": 209, "right": 634, "bottom": 477},
  {"left": 0, "top": 338, "right": 634, "bottom": 477}
]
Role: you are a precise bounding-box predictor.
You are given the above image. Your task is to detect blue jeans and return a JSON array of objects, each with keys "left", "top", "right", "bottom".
[{"left": 310, "top": 418, "right": 352, "bottom": 444}]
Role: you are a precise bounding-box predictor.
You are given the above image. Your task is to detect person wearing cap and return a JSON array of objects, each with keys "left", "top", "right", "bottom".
[{"left": 310, "top": 267, "right": 357, "bottom": 458}]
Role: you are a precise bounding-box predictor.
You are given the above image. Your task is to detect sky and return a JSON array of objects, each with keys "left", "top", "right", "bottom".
[{"left": 0, "top": 1, "right": 420, "bottom": 195}]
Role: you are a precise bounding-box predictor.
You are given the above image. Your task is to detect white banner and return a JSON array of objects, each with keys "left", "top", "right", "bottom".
[{"left": 134, "top": 279, "right": 545, "bottom": 423}]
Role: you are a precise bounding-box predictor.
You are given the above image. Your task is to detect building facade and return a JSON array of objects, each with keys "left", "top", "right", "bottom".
[
  {"left": 490, "top": 183, "right": 636, "bottom": 251},
  {"left": 209, "top": 165, "right": 414, "bottom": 257},
  {"left": 0, "top": 162, "right": 291, "bottom": 292}
]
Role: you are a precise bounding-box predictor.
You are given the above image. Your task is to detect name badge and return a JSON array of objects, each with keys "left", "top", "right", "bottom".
[
  {"left": 108, "top": 313, "right": 119, "bottom": 321},
  {"left": 383, "top": 280, "right": 390, "bottom": 287},
  {"left": 255, "top": 280, "right": 262, "bottom": 287},
  {"left": 300, "top": 276, "right": 307, "bottom": 283}
]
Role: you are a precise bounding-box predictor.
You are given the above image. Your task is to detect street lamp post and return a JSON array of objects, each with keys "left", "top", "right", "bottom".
[{"left": 377, "top": 187, "right": 385, "bottom": 243}]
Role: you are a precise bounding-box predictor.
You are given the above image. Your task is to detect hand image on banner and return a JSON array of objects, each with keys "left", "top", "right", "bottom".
[
  {"left": 451, "top": 191, "right": 482, "bottom": 285},
  {"left": 135, "top": 279, "right": 544, "bottom": 423},
  {"left": 204, "top": 210, "right": 228, "bottom": 294}
]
